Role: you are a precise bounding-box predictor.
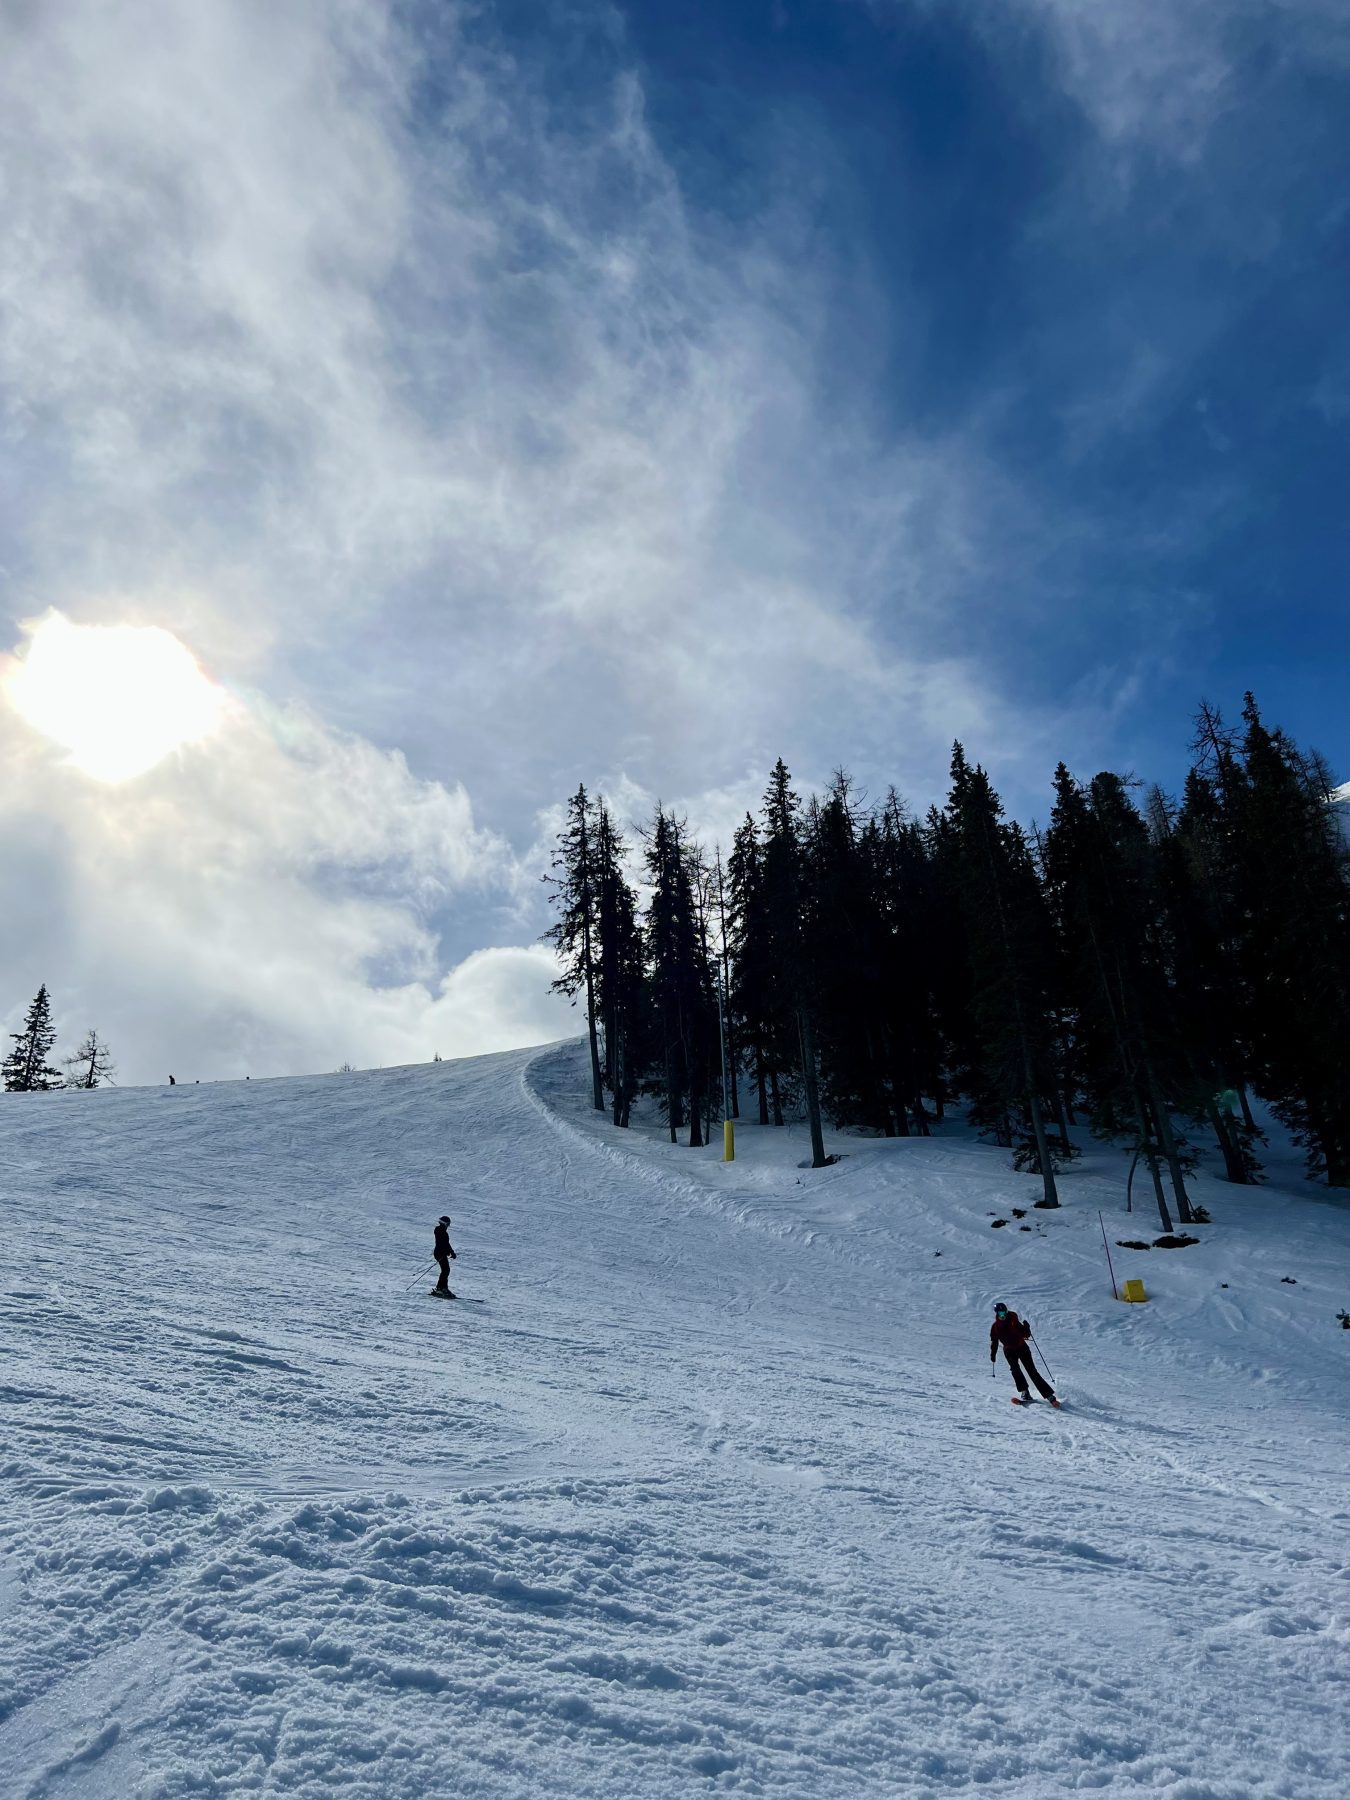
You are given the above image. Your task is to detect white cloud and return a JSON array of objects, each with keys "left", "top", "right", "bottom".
[
  {"left": 0, "top": 0, "right": 1215, "bottom": 1078},
  {"left": 1019, "top": 0, "right": 1350, "bottom": 165},
  {"left": 0, "top": 614, "right": 569, "bottom": 1083}
]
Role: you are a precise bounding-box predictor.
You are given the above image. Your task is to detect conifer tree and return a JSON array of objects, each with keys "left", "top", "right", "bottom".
[
  {"left": 1231, "top": 696, "right": 1350, "bottom": 1184},
  {"left": 727, "top": 814, "right": 790, "bottom": 1126},
  {"left": 4, "top": 985, "right": 63, "bottom": 1092},
  {"left": 761, "top": 759, "right": 828, "bottom": 1168},
  {"left": 1042, "top": 766, "right": 1194, "bottom": 1228},
  {"left": 871, "top": 792, "right": 945, "bottom": 1134},
  {"left": 923, "top": 802, "right": 976, "bottom": 1126},
  {"left": 711, "top": 847, "right": 739, "bottom": 1120},
  {"left": 643, "top": 808, "right": 717, "bottom": 1147},
  {"left": 805, "top": 775, "right": 893, "bottom": 1132},
  {"left": 1150, "top": 774, "right": 1260, "bottom": 1182},
  {"left": 543, "top": 785, "right": 605, "bottom": 1111},
  {"left": 594, "top": 799, "right": 642, "bottom": 1128},
  {"left": 64, "top": 1028, "right": 116, "bottom": 1090},
  {"left": 944, "top": 747, "right": 1061, "bottom": 1204}
]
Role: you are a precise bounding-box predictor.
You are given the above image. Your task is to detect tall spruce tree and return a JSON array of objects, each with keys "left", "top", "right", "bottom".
[
  {"left": 1150, "top": 773, "right": 1260, "bottom": 1183},
  {"left": 593, "top": 799, "right": 643, "bottom": 1129},
  {"left": 761, "top": 760, "right": 828, "bottom": 1168},
  {"left": 4, "top": 985, "right": 63, "bottom": 1092},
  {"left": 1042, "top": 766, "right": 1195, "bottom": 1229},
  {"left": 643, "top": 808, "right": 717, "bottom": 1147},
  {"left": 712, "top": 847, "right": 739, "bottom": 1120},
  {"left": 1232, "top": 696, "right": 1350, "bottom": 1184},
  {"left": 543, "top": 785, "right": 605, "bottom": 1111},
  {"left": 872, "top": 792, "right": 945, "bottom": 1134},
  {"left": 805, "top": 775, "right": 894, "bottom": 1132},
  {"left": 944, "top": 747, "right": 1061, "bottom": 1204},
  {"left": 727, "top": 813, "right": 791, "bottom": 1126}
]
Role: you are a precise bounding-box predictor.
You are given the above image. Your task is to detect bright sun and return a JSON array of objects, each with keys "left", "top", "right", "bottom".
[{"left": 4, "top": 612, "right": 226, "bottom": 783}]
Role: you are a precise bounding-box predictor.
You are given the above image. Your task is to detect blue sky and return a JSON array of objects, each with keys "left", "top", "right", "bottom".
[
  {"left": 619, "top": 0, "right": 1350, "bottom": 789},
  {"left": 0, "top": 0, "right": 1346, "bottom": 1078}
]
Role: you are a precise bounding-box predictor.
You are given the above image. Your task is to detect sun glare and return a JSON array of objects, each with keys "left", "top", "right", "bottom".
[{"left": 4, "top": 612, "right": 225, "bottom": 782}]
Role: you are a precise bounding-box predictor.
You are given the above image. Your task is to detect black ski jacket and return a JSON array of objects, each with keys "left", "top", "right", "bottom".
[
  {"left": 990, "top": 1311, "right": 1031, "bottom": 1357},
  {"left": 434, "top": 1221, "right": 456, "bottom": 1260}
]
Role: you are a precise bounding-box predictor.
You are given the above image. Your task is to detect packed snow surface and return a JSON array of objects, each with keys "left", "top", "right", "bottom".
[{"left": 2, "top": 1042, "right": 1347, "bottom": 1798}]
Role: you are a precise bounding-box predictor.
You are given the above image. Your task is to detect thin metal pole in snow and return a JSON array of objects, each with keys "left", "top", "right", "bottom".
[
  {"left": 1029, "top": 1328, "right": 1054, "bottom": 1382},
  {"left": 1099, "top": 1210, "right": 1119, "bottom": 1301},
  {"left": 405, "top": 1261, "right": 436, "bottom": 1291}
]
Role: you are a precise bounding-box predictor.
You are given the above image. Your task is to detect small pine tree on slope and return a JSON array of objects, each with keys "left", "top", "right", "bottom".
[{"left": 4, "top": 985, "right": 63, "bottom": 1092}]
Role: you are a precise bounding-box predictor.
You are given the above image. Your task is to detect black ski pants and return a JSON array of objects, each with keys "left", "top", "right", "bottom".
[
  {"left": 1003, "top": 1346, "right": 1055, "bottom": 1399},
  {"left": 434, "top": 1253, "right": 452, "bottom": 1291}
]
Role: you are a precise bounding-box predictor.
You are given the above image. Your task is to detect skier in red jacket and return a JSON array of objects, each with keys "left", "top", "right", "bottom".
[{"left": 990, "top": 1302, "right": 1059, "bottom": 1405}]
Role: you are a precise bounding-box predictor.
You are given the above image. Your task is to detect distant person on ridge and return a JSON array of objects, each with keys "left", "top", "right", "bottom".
[
  {"left": 990, "top": 1302, "right": 1058, "bottom": 1406},
  {"left": 433, "top": 1215, "right": 457, "bottom": 1297}
]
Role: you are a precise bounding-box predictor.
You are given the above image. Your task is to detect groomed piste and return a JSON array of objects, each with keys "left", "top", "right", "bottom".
[{"left": 2, "top": 1040, "right": 1347, "bottom": 1797}]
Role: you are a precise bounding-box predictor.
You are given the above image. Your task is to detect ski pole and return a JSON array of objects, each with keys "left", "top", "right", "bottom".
[
  {"left": 404, "top": 1261, "right": 436, "bottom": 1291},
  {"left": 1029, "top": 1329, "right": 1054, "bottom": 1382}
]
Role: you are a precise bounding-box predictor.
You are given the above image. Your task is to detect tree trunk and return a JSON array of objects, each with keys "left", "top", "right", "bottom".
[
  {"left": 688, "top": 1082, "right": 704, "bottom": 1149},
  {"left": 1133, "top": 1090, "right": 1174, "bottom": 1232},
  {"left": 1056, "top": 1088, "right": 1074, "bottom": 1147},
  {"left": 612, "top": 1024, "right": 628, "bottom": 1129},
  {"left": 584, "top": 957, "right": 604, "bottom": 1112},
  {"left": 1206, "top": 1096, "right": 1247, "bottom": 1183},
  {"left": 770, "top": 1066, "right": 783, "bottom": 1128},
  {"left": 1026, "top": 1090, "right": 1059, "bottom": 1206},
  {"left": 1145, "top": 1068, "right": 1193, "bottom": 1223},
  {"left": 1238, "top": 1085, "right": 1258, "bottom": 1134},
  {"left": 1308, "top": 1097, "right": 1350, "bottom": 1187},
  {"left": 886, "top": 1035, "right": 911, "bottom": 1135},
  {"left": 797, "top": 1008, "right": 828, "bottom": 1169},
  {"left": 755, "top": 1044, "right": 769, "bottom": 1126}
]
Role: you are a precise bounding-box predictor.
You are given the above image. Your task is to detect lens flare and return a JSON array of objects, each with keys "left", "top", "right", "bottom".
[{"left": 4, "top": 612, "right": 225, "bottom": 782}]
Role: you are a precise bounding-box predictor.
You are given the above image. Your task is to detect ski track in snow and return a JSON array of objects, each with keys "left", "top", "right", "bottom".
[{"left": 1, "top": 1044, "right": 1347, "bottom": 1798}]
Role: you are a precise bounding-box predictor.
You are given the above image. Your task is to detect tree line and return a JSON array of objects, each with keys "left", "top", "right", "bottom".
[
  {"left": 543, "top": 695, "right": 1350, "bottom": 1223},
  {"left": 3, "top": 984, "right": 115, "bottom": 1090}
]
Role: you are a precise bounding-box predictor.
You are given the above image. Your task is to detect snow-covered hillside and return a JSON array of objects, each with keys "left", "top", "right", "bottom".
[{"left": 2, "top": 1044, "right": 1347, "bottom": 1798}]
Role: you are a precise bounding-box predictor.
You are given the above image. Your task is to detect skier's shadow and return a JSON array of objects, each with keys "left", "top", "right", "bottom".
[{"left": 1063, "top": 1390, "right": 1191, "bottom": 1446}]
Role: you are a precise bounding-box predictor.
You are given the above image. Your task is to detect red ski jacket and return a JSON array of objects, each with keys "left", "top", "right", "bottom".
[{"left": 991, "top": 1311, "right": 1031, "bottom": 1355}]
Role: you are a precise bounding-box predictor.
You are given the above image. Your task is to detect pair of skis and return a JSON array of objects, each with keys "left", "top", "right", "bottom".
[{"left": 1011, "top": 1394, "right": 1062, "bottom": 1408}]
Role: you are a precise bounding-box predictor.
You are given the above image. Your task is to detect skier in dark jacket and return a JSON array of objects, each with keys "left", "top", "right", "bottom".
[
  {"left": 433, "top": 1215, "right": 457, "bottom": 1296},
  {"left": 990, "top": 1301, "right": 1058, "bottom": 1405}
]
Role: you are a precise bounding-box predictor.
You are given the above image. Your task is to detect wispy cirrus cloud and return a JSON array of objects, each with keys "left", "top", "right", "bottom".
[{"left": 5, "top": 0, "right": 1334, "bottom": 1080}]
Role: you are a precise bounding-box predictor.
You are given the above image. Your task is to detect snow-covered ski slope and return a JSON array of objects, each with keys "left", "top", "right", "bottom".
[{"left": 2, "top": 1043, "right": 1347, "bottom": 1799}]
